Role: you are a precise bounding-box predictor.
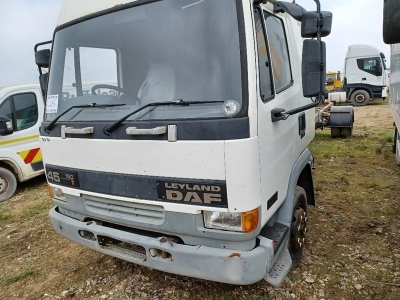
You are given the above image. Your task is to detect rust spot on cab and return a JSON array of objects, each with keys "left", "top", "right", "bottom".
[{"left": 229, "top": 253, "right": 241, "bottom": 258}]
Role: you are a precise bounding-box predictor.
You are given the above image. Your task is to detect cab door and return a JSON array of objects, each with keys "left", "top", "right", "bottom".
[
  {"left": 0, "top": 89, "right": 43, "bottom": 179},
  {"left": 255, "top": 7, "right": 301, "bottom": 223}
]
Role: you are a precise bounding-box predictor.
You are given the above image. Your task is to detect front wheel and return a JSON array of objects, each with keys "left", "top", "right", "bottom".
[
  {"left": 350, "top": 90, "right": 370, "bottom": 106},
  {"left": 289, "top": 186, "right": 308, "bottom": 268},
  {"left": 395, "top": 128, "right": 400, "bottom": 166},
  {"left": 0, "top": 167, "right": 17, "bottom": 202}
]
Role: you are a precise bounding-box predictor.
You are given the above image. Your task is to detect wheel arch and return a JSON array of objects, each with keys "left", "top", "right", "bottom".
[
  {"left": 0, "top": 159, "right": 23, "bottom": 182},
  {"left": 348, "top": 87, "right": 373, "bottom": 100},
  {"left": 296, "top": 163, "right": 315, "bottom": 207},
  {"left": 275, "top": 149, "right": 315, "bottom": 225}
]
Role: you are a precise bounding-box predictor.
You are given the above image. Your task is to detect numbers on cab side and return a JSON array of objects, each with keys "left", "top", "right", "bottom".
[{"left": 47, "top": 171, "right": 60, "bottom": 182}]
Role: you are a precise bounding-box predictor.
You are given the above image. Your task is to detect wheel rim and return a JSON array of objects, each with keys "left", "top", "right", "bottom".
[
  {"left": 0, "top": 176, "right": 9, "bottom": 195},
  {"left": 355, "top": 94, "right": 365, "bottom": 103},
  {"left": 291, "top": 205, "right": 307, "bottom": 251}
]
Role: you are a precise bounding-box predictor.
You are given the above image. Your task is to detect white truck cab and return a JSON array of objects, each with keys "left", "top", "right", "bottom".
[
  {"left": 343, "top": 44, "right": 389, "bottom": 106},
  {"left": 0, "top": 85, "right": 44, "bottom": 201},
  {"left": 35, "top": 0, "right": 333, "bottom": 285}
]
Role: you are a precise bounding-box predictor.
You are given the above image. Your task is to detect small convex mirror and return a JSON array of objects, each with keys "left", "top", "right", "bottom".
[
  {"left": 0, "top": 116, "right": 13, "bottom": 136},
  {"left": 301, "top": 11, "right": 332, "bottom": 38},
  {"left": 35, "top": 49, "right": 51, "bottom": 68}
]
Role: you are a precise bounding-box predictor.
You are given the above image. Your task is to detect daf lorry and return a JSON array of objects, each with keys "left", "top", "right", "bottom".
[
  {"left": 31, "top": 0, "right": 347, "bottom": 285},
  {"left": 0, "top": 85, "right": 45, "bottom": 201},
  {"left": 383, "top": 0, "right": 400, "bottom": 165}
]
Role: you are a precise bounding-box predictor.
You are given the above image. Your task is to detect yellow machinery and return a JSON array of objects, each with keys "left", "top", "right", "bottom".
[{"left": 326, "top": 71, "right": 342, "bottom": 90}]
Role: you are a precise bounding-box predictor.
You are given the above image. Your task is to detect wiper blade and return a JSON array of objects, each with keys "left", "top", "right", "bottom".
[
  {"left": 103, "top": 99, "right": 224, "bottom": 135},
  {"left": 44, "top": 103, "right": 126, "bottom": 133}
]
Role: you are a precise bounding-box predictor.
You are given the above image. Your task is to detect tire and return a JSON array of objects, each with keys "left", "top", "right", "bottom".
[
  {"left": 0, "top": 167, "right": 17, "bottom": 202},
  {"left": 341, "top": 127, "right": 353, "bottom": 138},
  {"left": 331, "top": 127, "right": 341, "bottom": 138},
  {"left": 289, "top": 186, "right": 308, "bottom": 268},
  {"left": 395, "top": 128, "right": 400, "bottom": 166},
  {"left": 350, "top": 90, "right": 370, "bottom": 106}
]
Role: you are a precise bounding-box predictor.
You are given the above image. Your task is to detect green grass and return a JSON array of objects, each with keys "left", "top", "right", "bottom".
[
  {"left": 4, "top": 267, "right": 36, "bottom": 284},
  {"left": 0, "top": 205, "right": 12, "bottom": 222}
]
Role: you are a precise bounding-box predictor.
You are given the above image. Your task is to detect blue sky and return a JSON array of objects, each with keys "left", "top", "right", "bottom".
[{"left": 0, "top": 0, "right": 389, "bottom": 87}]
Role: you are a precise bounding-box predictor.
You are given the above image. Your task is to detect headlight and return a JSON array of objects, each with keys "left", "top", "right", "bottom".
[
  {"left": 203, "top": 207, "right": 259, "bottom": 233},
  {"left": 47, "top": 185, "right": 66, "bottom": 202}
]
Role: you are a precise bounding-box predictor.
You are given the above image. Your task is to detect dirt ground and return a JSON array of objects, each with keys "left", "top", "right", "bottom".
[{"left": 0, "top": 101, "right": 399, "bottom": 300}]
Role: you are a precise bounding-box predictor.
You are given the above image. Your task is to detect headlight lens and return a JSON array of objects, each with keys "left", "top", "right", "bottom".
[
  {"left": 48, "top": 185, "right": 66, "bottom": 201},
  {"left": 203, "top": 208, "right": 259, "bottom": 233}
]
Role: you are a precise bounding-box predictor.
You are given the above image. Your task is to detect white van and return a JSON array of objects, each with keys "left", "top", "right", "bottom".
[{"left": 0, "top": 85, "right": 44, "bottom": 201}]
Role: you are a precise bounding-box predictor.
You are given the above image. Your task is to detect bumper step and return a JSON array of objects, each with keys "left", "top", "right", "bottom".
[{"left": 264, "top": 246, "right": 292, "bottom": 286}]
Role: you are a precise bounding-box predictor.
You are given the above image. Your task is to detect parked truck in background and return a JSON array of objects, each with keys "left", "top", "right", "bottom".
[
  {"left": 383, "top": 0, "right": 400, "bottom": 165},
  {"left": 0, "top": 85, "right": 44, "bottom": 201},
  {"left": 343, "top": 44, "right": 388, "bottom": 106},
  {"left": 31, "top": 0, "right": 356, "bottom": 285}
]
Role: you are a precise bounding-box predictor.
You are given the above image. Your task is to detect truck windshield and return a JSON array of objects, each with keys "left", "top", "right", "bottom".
[{"left": 46, "top": 0, "right": 243, "bottom": 122}]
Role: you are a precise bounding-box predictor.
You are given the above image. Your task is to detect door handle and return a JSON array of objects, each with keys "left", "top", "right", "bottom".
[
  {"left": 271, "top": 108, "right": 288, "bottom": 122},
  {"left": 61, "top": 125, "right": 93, "bottom": 139},
  {"left": 362, "top": 78, "right": 367, "bottom": 80},
  {"left": 126, "top": 126, "right": 167, "bottom": 135}
]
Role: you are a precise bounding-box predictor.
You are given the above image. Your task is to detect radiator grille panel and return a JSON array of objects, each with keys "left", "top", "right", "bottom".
[{"left": 83, "top": 195, "right": 165, "bottom": 225}]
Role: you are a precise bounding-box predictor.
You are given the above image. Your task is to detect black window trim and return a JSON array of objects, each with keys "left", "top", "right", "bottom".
[
  {"left": 356, "top": 57, "right": 383, "bottom": 77},
  {"left": 6, "top": 92, "right": 39, "bottom": 132},
  {"left": 262, "top": 10, "right": 294, "bottom": 95},
  {"left": 256, "top": 6, "right": 275, "bottom": 103},
  {"left": 48, "top": 0, "right": 249, "bottom": 119}
]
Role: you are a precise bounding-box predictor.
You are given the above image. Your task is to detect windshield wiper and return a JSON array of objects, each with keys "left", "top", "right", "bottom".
[
  {"left": 103, "top": 99, "right": 224, "bottom": 135},
  {"left": 44, "top": 103, "right": 126, "bottom": 133}
]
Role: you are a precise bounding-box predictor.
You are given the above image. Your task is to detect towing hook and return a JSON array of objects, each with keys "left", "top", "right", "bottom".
[{"left": 159, "top": 236, "right": 172, "bottom": 246}]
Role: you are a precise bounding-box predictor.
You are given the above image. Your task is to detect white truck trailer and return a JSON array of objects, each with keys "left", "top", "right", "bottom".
[
  {"left": 0, "top": 85, "right": 45, "bottom": 201},
  {"left": 383, "top": 0, "right": 400, "bottom": 165},
  {"left": 31, "top": 0, "right": 353, "bottom": 285}
]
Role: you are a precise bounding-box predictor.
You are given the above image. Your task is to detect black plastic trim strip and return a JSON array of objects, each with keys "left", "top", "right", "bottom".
[
  {"left": 40, "top": 117, "right": 250, "bottom": 141},
  {"left": 45, "top": 164, "right": 228, "bottom": 208},
  {"left": 31, "top": 161, "right": 44, "bottom": 172}
]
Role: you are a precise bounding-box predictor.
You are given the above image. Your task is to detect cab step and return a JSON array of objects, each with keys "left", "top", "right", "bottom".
[{"left": 264, "top": 246, "right": 292, "bottom": 286}]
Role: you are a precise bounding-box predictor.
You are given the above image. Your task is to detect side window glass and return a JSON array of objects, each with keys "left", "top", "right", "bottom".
[
  {"left": 0, "top": 97, "right": 13, "bottom": 122},
  {"left": 79, "top": 47, "right": 118, "bottom": 96},
  {"left": 255, "top": 10, "right": 274, "bottom": 101},
  {"left": 356, "top": 57, "right": 382, "bottom": 76},
  {"left": 13, "top": 93, "right": 38, "bottom": 131},
  {"left": 263, "top": 12, "right": 292, "bottom": 93}
]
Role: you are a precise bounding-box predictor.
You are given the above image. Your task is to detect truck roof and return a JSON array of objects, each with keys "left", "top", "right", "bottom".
[
  {"left": 345, "top": 44, "right": 382, "bottom": 59},
  {"left": 0, "top": 84, "right": 41, "bottom": 97},
  {"left": 57, "top": 0, "right": 141, "bottom": 26},
  {"left": 57, "top": 0, "right": 272, "bottom": 26}
]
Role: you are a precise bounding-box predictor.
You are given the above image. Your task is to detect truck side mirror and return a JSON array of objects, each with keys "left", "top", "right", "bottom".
[
  {"left": 35, "top": 49, "right": 50, "bottom": 68},
  {"left": 301, "top": 11, "right": 332, "bottom": 38},
  {"left": 302, "top": 39, "right": 326, "bottom": 98},
  {"left": 383, "top": 0, "right": 400, "bottom": 44},
  {"left": 0, "top": 116, "right": 14, "bottom": 136}
]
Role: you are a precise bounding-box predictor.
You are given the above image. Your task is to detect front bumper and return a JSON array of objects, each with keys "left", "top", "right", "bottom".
[{"left": 49, "top": 206, "right": 267, "bottom": 285}]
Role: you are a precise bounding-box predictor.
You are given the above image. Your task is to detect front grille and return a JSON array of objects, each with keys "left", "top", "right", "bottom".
[{"left": 82, "top": 195, "right": 165, "bottom": 225}]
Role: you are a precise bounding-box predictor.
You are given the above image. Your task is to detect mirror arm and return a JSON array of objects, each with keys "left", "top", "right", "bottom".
[{"left": 271, "top": 102, "right": 319, "bottom": 122}]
